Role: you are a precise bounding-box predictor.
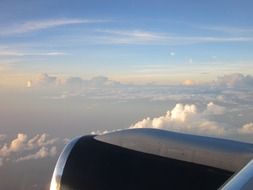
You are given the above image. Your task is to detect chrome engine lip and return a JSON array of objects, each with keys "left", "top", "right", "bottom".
[
  {"left": 220, "top": 159, "right": 253, "bottom": 190},
  {"left": 50, "top": 136, "right": 81, "bottom": 190}
]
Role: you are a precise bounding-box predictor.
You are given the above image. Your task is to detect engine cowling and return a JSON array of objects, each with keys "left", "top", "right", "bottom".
[{"left": 50, "top": 128, "right": 253, "bottom": 190}]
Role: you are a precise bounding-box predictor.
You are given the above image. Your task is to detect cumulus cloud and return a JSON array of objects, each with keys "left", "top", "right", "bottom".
[
  {"left": 89, "top": 76, "right": 115, "bottom": 86},
  {"left": 16, "top": 146, "right": 57, "bottom": 162},
  {"left": 28, "top": 73, "right": 122, "bottom": 89},
  {"left": 0, "top": 133, "right": 58, "bottom": 157},
  {"left": 92, "top": 103, "right": 229, "bottom": 137},
  {"left": 27, "top": 133, "right": 58, "bottom": 150},
  {"left": 182, "top": 79, "right": 195, "bottom": 86},
  {"left": 0, "top": 133, "right": 60, "bottom": 165},
  {"left": 62, "top": 77, "right": 84, "bottom": 87},
  {"left": 215, "top": 73, "right": 253, "bottom": 88},
  {"left": 170, "top": 104, "right": 197, "bottom": 122},
  {"left": 35, "top": 73, "right": 57, "bottom": 85},
  {"left": 27, "top": 73, "right": 57, "bottom": 88},
  {"left": 130, "top": 103, "right": 225, "bottom": 136},
  {"left": 238, "top": 123, "right": 253, "bottom": 134},
  {"left": 9, "top": 133, "right": 27, "bottom": 151},
  {"left": 206, "top": 102, "right": 226, "bottom": 115},
  {"left": 0, "top": 133, "right": 28, "bottom": 157}
]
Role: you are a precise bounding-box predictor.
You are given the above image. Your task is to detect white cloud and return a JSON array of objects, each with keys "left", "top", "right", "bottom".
[
  {"left": 200, "top": 25, "right": 253, "bottom": 35},
  {"left": 0, "top": 51, "right": 25, "bottom": 56},
  {"left": 49, "top": 146, "right": 57, "bottom": 156},
  {"left": 16, "top": 147, "right": 48, "bottom": 162},
  {"left": 61, "top": 77, "right": 84, "bottom": 86},
  {"left": 215, "top": 73, "right": 253, "bottom": 88},
  {"left": 27, "top": 133, "right": 58, "bottom": 150},
  {"left": 96, "top": 29, "right": 167, "bottom": 44},
  {"left": 206, "top": 102, "right": 226, "bottom": 115},
  {"left": 170, "top": 104, "right": 197, "bottom": 122},
  {"left": 28, "top": 73, "right": 122, "bottom": 89},
  {"left": 40, "top": 52, "right": 67, "bottom": 56},
  {"left": 29, "top": 72, "right": 253, "bottom": 91},
  {"left": 0, "top": 18, "right": 108, "bottom": 35},
  {"left": 238, "top": 123, "right": 253, "bottom": 134},
  {"left": 94, "top": 29, "right": 253, "bottom": 45},
  {"left": 0, "top": 51, "right": 67, "bottom": 57},
  {"left": 182, "top": 79, "right": 195, "bottom": 86},
  {"left": 89, "top": 76, "right": 121, "bottom": 87},
  {"left": 197, "top": 121, "right": 224, "bottom": 135},
  {"left": 0, "top": 133, "right": 59, "bottom": 164},
  {"left": 0, "top": 133, "right": 28, "bottom": 157},
  {"left": 9, "top": 133, "right": 27, "bottom": 152},
  {"left": 130, "top": 103, "right": 225, "bottom": 136},
  {"left": 31, "top": 73, "right": 57, "bottom": 87},
  {"left": 92, "top": 103, "right": 228, "bottom": 137},
  {"left": 16, "top": 146, "right": 57, "bottom": 162}
]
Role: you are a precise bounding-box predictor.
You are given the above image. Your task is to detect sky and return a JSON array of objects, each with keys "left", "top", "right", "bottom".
[
  {"left": 1, "top": 1, "right": 253, "bottom": 189},
  {"left": 1, "top": 0, "right": 253, "bottom": 86}
]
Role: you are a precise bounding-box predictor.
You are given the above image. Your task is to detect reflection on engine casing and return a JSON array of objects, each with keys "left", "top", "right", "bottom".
[{"left": 50, "top": 128, "right": 253, "bottom": 190}]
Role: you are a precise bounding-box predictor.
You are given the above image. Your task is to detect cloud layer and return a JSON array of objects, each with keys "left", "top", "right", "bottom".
[
  {"left": 25, "top": 72, "right": 253, "bottom": 143},
  {"left": 28, "top": 73, "right": 121, "bottom": 88}
]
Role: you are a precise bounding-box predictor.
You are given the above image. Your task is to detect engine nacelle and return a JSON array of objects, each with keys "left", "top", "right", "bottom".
[{"left": 50, "top": 128, "right": 253, "bottom": 190}]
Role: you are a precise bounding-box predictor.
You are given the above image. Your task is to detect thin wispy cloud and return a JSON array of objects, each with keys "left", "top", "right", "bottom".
[
  {"left": 93, "top": 29, "right": 253, "bottom": 45},
  {"left": 199, "top": 25, "right": 253, "bottom": 35},
  {"left": 0, "top": 51, "right": 24, "bottom": 57},
  {"left": 98, "top": 29, "right": 166, "bottom": 40},
  {"left": 0, "top": 51, "right": 67, "bottom": 57},
  {"left": 92, "top": 29, "right": 167, "bottom": 44},
  {"left": 0, "top": 18, "right": 109, "bottom": 36}
]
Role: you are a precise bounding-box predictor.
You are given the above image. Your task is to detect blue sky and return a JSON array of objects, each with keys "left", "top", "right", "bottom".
[{"left": 1, "top": 0, "right": 253, "bottom": 85}]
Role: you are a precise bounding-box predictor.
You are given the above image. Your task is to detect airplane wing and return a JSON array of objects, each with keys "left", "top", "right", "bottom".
[{"left": 50, "top": 128, "right": 253, "bottom": 190}]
